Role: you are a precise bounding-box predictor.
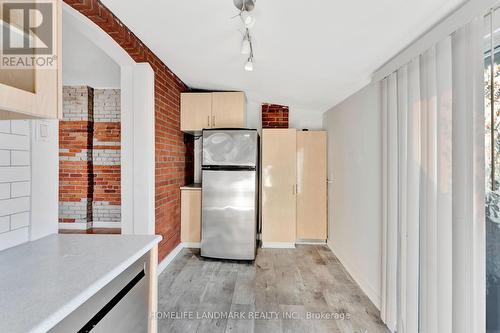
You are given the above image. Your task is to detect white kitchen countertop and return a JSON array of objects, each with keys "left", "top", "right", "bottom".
[
  {"left": 180, "top": 183, "right": 202, "bottom": 190},
  {"left": 0, "top": 234, "right": 161, "bottom": 333}
]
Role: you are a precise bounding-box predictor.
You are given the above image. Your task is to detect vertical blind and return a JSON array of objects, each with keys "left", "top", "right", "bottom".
[{"left": 381, "top": 17, "right": 485, "bottom": 333}]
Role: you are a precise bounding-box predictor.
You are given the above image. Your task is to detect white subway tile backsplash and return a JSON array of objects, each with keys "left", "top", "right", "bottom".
[
  {"left": 0, "top": 216, "right": 9, "bottom": 233},
  {"left": 10, "top": 120, "right": 30, "bottom": 135},
  {"left": 0, "top": 120, "right": 32, "bottom": 251},
  {"left": 0, "top": 133, "right": 30, "bottom": 150},
  {"left": 11, "top": 151, "right": 30, "bottom": 166},
  {"left": 0, "top": 121, "right": 10, "bottom": 134},
  {"left": 10, "top": 212, "right": 29, "bottom": 229},
  {"left": 0, "top": 183, "right": 10, "bottom": 200},
  {"left": 0, "top": 197, "right": 29, "bottom": 216},
  {"left": 0, "top": 166, "right": 30, "bottom": 183},
  {"left": 0, "top": 150, "right": 10, "bottom": 166},
  {"left": 11, "top": 181, "right": 30, "bottom": 198}
]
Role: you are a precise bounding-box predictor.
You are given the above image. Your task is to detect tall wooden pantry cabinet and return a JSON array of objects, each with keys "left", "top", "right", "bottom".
[{"left": 261, "top": 129, "right": 327, "bottom": 247}]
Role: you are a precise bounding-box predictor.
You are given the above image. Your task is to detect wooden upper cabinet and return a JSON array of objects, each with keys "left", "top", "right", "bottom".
[
  {"left": 211, "top": 92, "right": 246, "bottom": 129},
  {"left": 180, "top": 92, "right": 246, "bottom": 133},
  {"left": 180, "top": 93, "right": 212, "bottom": 132},
  {"left": 0, "top": 0, "right": 62, "bottom": 119}
]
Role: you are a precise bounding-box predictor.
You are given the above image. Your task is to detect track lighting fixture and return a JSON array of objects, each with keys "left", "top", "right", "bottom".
[{"left": 233, "top": 0, "right": 256, "bottom": 71}]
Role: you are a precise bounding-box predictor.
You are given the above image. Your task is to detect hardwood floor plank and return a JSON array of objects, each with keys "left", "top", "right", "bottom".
[
  {"left": 225, "top": 304, "right": 255, "bottom": 333},
  {"left": 232, "top": 264, "right": 256, "bottom": 305},
  {"left": 158, "top": 245, "right": 390, "bottom": 333}
]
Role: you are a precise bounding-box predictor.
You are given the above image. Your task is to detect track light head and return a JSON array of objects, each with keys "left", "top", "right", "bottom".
[
  {"left": 241, "top": 38, "right": 251, "bottom": 55},
  {"left": 244, "top": 58, "right": 254, "bottom": 71},
  {"left": 240, "top": 10, "right": 255, "bottom": 28}
]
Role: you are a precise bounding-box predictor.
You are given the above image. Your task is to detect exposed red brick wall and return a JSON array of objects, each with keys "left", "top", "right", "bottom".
[
  {"left": 93, "top": 165, "right": 120, "bottom": 204},
  {"left": 64, "top": 0, "right": 194, "bottom": 261},
  {"left": 59, "top": 121, "right": 94, "bottom": 223},
  {"left": 93, "top": 123, "right": 120, "bottom": 146},
  {"left": 60, "top": 86, "right": 122, "bottom": 225},
  {"left": 262, "top": 103, "right": 289, "bottom": 128}
]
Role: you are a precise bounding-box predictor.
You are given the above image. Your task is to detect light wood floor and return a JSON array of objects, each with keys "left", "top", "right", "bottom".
[{"left": 158, "top": 245, "right": 389, "bottom": 333}]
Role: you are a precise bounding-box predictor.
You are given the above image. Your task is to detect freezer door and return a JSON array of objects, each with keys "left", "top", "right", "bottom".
[
  {"left": 202, "top": 130, "right": 258, "bottom": 167},
  {"left": 201, "top": 170, "right": 257, "bottom": 260}
]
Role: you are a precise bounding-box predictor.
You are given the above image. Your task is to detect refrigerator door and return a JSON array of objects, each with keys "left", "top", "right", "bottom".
[
  {"left": 201, "top": 169, "right": 257, "bottom": 260},
  {"left": 202, "top": 129, "right": 258, "bottom": 167}
]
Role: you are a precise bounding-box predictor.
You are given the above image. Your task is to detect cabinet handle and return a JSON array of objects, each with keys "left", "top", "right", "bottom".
[
  {"left": 212, "top": 115, "right": 216, "bottom": 128},
  {"left": 292, "top": 184, "right": 295, "bottom": 195},
  {"left": 207, "top": 116, "right": 210, "bottom": 127}
]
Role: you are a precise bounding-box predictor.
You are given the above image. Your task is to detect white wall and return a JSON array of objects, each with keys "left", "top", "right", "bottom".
[
  {"left": 323, "top": 81, "right": 382, "bottom": 308},
  {"left": 62, "top": 12, "right": 120, "bottom": 88},
  {"left": 289, "top": 107, "right": 324, "bottom": 130},
  {"left": 31, "top": 120, "right": 59, "bottom": 240},
  {"left": 246, "top": 99, "right": 323, "bottom": 131}
]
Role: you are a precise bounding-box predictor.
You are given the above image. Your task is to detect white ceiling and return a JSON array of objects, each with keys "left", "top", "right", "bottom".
[{"left": 100, "top": 0, "right": 465, "bottom": 112}]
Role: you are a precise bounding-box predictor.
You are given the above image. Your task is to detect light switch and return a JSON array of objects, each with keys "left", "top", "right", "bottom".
[
  {"left": 40, "top": 123, "right": 48, "bottom": 137},
  {"left": 36, "top": 120, "right": 50, "bottom": 142}
]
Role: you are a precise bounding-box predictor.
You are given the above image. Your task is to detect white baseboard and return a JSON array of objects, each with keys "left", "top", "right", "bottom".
[
  {"left": 296, "top": 239, "right": 327, "bottom": 245},
  {"left": 58, "top": 222, "right": 91, "bottom": 230},
  {"left": 261, "top": 242, "right": 296, "bottom": 249},
  {"left": 157, "top": 242, "right": 201, "bottom": 275},
  {"left": 92, "top": 222, "right": 122, "bottom": 229},
  {"left": 157, "top": 243, "right": 184, "bottom": 275},
  {"left": 183, "top": 242, "right": 200, "bottom": 248},
  {"left": 326, "top": 240, "right": 381, "bottom": 309}
]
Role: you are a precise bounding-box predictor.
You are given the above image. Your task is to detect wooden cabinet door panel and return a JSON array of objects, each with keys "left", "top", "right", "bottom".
[
  {"left": 296, "top": 131, "right": 327, "bottom": 240},
  {"left": 180, "top": 93, "right": 212, "bottom": 132},
  {"left": 0, "top": 0, "right": 62, "bottom": 119},
  {"left": 180, "top": 189, "right": 201, "bottom": 243},
  {"left": 211, "top": 92, "right": 246, "bottom": 128},
  {"left": 261, "top": 129, "right": 297, "bottom": 244}
]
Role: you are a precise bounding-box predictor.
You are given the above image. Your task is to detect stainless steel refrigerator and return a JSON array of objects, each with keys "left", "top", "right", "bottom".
[{"left": 201, "top": 129, "right": 259, "bottom": 260}]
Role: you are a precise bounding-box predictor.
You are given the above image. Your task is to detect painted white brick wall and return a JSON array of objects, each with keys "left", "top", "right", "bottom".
[
  {"left": 93, "top": 89, "right": 120, "bottom": 122},
  {"left": 0, "top": 120, "right": 31, "bottom": 251},
  {"left": 62, "top": 86, "right": 93, "bottom": 121}
]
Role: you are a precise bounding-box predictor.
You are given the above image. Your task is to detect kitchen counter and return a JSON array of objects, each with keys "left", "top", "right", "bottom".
[
  {"left": 180, "top": 183, "right": 202, "bottom": 190},
  {"left": 0, "top": 234, "right": 161, "bottom": 333}
]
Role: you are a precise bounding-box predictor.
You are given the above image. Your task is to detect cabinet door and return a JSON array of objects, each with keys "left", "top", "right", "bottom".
[
  {"left": 180, "top": 93, "right": 212, "bottom": 133},
  {"left": 180, "top": 189, "right": 201, "bottom": 243},
  {"left": 261, "top": 129, "right": 297, "bottom": 245},
  {"left": 211, "top": 92, "right": 246, "bottom": 128},
  {"left": 296, "top": 131, "right": 327, "bottom": 240},
  {"left": 0, "top": 0, "right": 62, "bottom": 119}
]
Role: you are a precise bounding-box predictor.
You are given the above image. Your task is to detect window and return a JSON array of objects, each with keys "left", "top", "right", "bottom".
[{"left": 485, "top": 10, "right": 500, "bottom": 332}]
